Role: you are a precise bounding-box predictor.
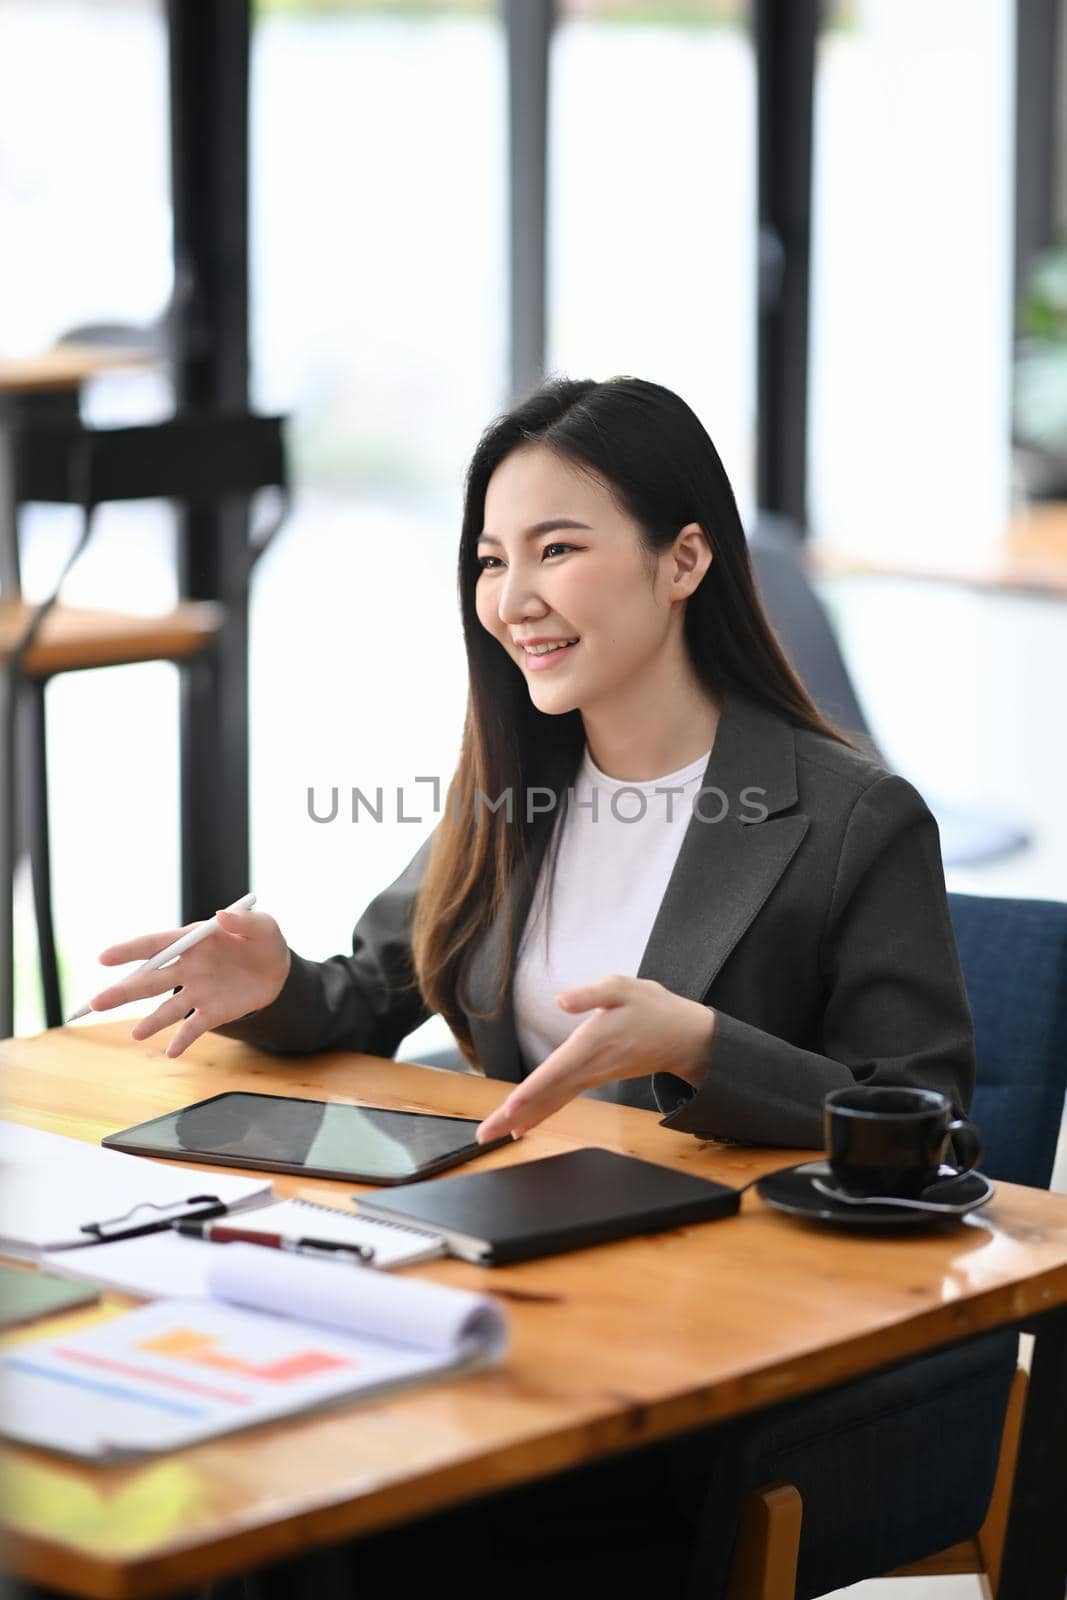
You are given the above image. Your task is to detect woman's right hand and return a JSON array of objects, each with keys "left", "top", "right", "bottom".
[{"left": 88, "top": 907, "right": 292, "bottom": 1059}]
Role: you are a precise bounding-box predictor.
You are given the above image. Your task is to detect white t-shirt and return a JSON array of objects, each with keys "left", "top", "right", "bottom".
[{"left": 513, "top": 741, "right": 713, "bottom": 1074}]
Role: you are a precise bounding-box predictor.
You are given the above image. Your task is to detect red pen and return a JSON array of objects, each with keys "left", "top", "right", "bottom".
[{"left": 174, "top": 1220, "right": 374, "bottom": 1263}]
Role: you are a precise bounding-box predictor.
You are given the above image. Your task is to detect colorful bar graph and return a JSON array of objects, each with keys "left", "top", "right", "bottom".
[{"left": 139, "top": 1327, "right": 354, "bottom": 1383}]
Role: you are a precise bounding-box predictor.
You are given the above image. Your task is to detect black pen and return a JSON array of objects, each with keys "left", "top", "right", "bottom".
[{"left": 175, "top": 1219, "right": 375, "bottom": 1263}]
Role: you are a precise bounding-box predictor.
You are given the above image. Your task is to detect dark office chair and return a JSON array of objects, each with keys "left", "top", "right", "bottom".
[
  {"left": 948, "top": 893, "right": 1067, "bottom": 1186},
  {"left": 720, "top": 891, "right": 1067, "bottom": 1599},
  {"left": 748, "top": 513, "right": 1032, "bottom": 868},
  {"left": 0, "top": 410, "right": 289, "bottom": 1036}
]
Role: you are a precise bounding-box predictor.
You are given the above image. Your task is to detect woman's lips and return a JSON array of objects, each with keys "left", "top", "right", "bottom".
[{"left": 523, "top": 641, "right": 578, "bottom": 672}]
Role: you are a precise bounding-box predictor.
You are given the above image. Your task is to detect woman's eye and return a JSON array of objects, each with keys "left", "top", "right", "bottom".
[{"left": 476, "top": 543, "right": 574, "bottom": 571}]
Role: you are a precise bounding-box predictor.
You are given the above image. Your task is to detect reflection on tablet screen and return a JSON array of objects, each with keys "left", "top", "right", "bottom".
[{"left": 110, "top": 1093, "right": 491, "bottom": 1182}]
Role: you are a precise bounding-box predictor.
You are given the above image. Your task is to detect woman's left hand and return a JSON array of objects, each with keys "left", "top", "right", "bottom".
[{"left": 475, "top": 975, "right": 717, "bottom": 1143}]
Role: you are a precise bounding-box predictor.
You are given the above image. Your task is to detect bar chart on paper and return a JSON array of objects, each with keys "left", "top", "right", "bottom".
[
  {"left": 0, "top": 1302, "right": 365, "bottom": 1454},
  {"left": 0, "top": 1282, "right": 501, "bottom": 1461},
  {"left": 1, "top": 1243, "right": 509, "bottom": 1460},
  {"left": 138, "top": 1325, "right": 354, "bottom": 1382}
]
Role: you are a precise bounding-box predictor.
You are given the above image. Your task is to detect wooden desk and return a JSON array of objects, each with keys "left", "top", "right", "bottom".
[
  {"left": 814, "top": 501, "right": 1067, "bottom": 597},
  {"left": 3, "top": 1023, "right": 1067, "bottom": 1599},
  {"left": 0, "top": 346, "right": 151, "bottom": 397}
]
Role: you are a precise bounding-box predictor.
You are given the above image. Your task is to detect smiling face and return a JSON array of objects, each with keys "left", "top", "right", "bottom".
[{"left": 474, "top": 445, "right": 709, "bottom": 725}]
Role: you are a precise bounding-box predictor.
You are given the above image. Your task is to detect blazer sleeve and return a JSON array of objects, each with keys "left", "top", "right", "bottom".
[
  {"left": 212, "top": 830, "right": 436, "bottom": 1058},
  {"left": 652, "top": 773, "right": 975, "bottom": 1148}
]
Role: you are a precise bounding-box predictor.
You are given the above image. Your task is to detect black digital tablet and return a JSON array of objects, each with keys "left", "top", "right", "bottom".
[{"left": 102, "top": 1092, "right": 511, "bottom": 1185}]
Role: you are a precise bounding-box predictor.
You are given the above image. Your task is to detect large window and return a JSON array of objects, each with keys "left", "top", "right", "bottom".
[
  {"left": 547, "top": 0, "right": 756, "bottom": 522},
  {"left": 0, "top": 0, "right": 171, "bottom": 355},
  {"left": 252, "top": 0, "right": 505, "bottom": 496},
  {"left": 1, "top": 0, "right": 178, "bottom": 1034},
  {"left": 247, "top": 0, "right": 505, "bottom": 1015},
  {"left": 808, "top": 0, "right": 1015, "bottom": 561},
  {"left": 2, "top": 0, "right": 506, "bottom": 1039}
]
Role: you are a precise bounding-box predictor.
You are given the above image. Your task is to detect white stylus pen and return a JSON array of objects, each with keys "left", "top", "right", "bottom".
[{"left": 65, "top": 893, "right": 257, "bottom": 1023}]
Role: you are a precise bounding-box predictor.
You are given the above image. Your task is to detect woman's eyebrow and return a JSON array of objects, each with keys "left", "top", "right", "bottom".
[{"left": 477, "top": 518, "right": 592, "bottom": 546}]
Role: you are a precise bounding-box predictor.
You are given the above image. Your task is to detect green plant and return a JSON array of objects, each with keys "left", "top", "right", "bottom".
[{"left": 1014, "top": 241, "right": 1067, "bottom": 453}]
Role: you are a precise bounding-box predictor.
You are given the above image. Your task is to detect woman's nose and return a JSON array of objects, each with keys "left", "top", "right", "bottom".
[{"left": 496, "top": 565, "right": 548, "bottom": 625}]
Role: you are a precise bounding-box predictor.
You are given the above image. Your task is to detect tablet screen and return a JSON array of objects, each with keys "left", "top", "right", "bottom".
[{"left": 103, "top": 1092, "right": 505, "bottom": 1184}]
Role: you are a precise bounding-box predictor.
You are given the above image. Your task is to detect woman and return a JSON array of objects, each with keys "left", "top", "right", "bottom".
[
  {"left": 90, "top": 377, "right": 1011, "bottom": 1598},
  {"left": 92, "top": 376, "right": 972, "bottom": 1147}
]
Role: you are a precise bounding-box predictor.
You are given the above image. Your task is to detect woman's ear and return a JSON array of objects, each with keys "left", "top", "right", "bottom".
[{"left": 672, "top": 522, "right": 713, "bottom": 596}]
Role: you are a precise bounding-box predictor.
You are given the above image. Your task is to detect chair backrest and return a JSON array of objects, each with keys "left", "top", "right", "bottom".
[
  {"left": 748, "top": 512, "right": 882, "bottom": 760},
  {"left": 16, "top": 412, "right": 288, "bottom": 507},
  {"left": 949, "top": 892, "right": 1067, "bottom": 1188},
  {"left": 3, "top": 411, "right": 289, "bottom": 672}
]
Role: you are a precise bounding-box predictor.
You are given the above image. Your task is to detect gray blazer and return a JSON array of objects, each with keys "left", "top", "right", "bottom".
[{"left": 217, "top": 687, "right": 975, "bottom": 1149}]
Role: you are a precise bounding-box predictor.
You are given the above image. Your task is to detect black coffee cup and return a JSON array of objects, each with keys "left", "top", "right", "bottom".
[{"left": 823, "top": 1086, "right": 981, "bottom": 1198}]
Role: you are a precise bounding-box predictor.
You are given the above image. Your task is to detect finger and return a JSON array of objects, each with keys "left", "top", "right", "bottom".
[
  {"left": 478, "top": 1081, "right": 572, "bottom": 1142},
  {"left": 131, "top": 991, "right": 198, "bottom": 1042},
  {"left": 556, "top": 974, "right": 633, "bottom": 1012},
  {"left": 98, "top": 926, "right": 195, "bottom": 966},
  {"left": 476, "top": 1098, "right": 532, "bottom": 1144},
  {"left": 477, "top": 1036, "right": 601, "bottom": 1143},
  {"left": 163, "top": 1011, "right": 212, "bottom": 1060},
  {"left": 215, "top": 908, "right": 274, "bottom": 941},
  {"left": 89, "top": 967, "right": 186, "bottom": 1012}
]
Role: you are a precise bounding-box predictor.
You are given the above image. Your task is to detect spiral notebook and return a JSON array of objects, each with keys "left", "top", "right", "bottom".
[{"left": 43, "top": 1196, "right": 445, "bottom": 1299}]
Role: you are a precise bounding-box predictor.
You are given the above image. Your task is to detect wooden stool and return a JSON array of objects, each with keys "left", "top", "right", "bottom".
[{"left": 0, "top": 356, "right": 287, "bottom": 1036}]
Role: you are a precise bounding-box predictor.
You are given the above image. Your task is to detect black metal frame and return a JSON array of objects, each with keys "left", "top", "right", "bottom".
[
  {"left": 506, "top": 0, "right": 554, "bottom": 404},
  {"left": 167, "top": 0, "right": 255, "bottom": 927},
  {"left": 17, "top": 682, "right": 61, "bottom": 1029},
  {"left": 0, "top": 662, "right": 16, "bottom": 1041},
  {"left": 1014, "top": 0, "right": 1062, "bottom": 333},
  {"left": 1, "top": 385, "right": 87, "bottom": 1040},
  {"left": 754, "top": 0, "right": 819, "bottom": 529}
]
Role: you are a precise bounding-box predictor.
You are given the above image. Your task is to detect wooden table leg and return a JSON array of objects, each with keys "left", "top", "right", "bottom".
[{"left": 998, "top": 1304, "right": 1067, "bottom": 1597}]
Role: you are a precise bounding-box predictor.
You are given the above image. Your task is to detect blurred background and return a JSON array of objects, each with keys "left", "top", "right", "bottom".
[{"left": 1, "top": 0, "right": 1064, "bottom": 1095}]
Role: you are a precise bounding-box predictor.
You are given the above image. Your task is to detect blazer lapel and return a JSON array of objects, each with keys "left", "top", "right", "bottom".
[
  {"left": 636, "top": 690, "right": 809, "bottom": 1000},
  {"left": 465, "top": 687, "right": 809, "bottom": 1079}
]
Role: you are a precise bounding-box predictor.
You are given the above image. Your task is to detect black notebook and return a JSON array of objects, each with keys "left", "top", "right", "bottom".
[{"left": 354, "top": 1146, "right": 741, "bottom": 1265}]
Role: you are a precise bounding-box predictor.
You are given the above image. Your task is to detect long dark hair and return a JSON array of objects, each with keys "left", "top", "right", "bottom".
[{"left": 410, "top": 375, "right": 857, "bottom": 1065}]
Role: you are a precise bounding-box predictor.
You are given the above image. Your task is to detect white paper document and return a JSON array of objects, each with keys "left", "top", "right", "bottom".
[
  {"left": 0, "top": 1244, "right": 508, "bottom": 1461},
  {"left": 0, "top": 1121, "right": 272, "bottom": 1255}
]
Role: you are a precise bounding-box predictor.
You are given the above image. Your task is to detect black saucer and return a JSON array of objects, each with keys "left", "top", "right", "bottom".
[{"left": 756, "top": 1161, "right": 995, "bottom": 1230}]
